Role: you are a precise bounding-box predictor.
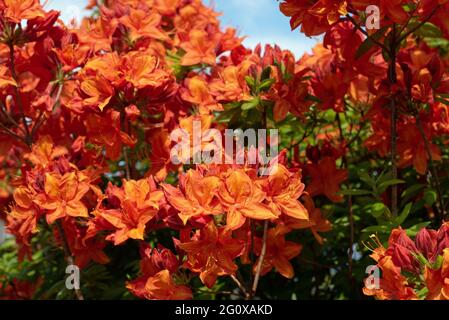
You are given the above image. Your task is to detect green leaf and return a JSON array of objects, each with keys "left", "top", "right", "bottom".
[
  {"left": 355, "top": 27, "right": 388, "bottom": 59},
  {"left": 368, "top": 202, "right": 391, "bottom": 219},
  {"left": 423, "top": 189, "right": 437, "bottom": 206},
  {"left": 215, "top": 108, "right": 239, "bottom": 123},
  {"left": 305, "top": 94, "right": 321, "bottom": 103},
  {"left": 241, "top": 97, "right": 260, "bottom": 110},
  {"left": 362, "top": 225, "right": 393, "bottom": 234},
  {"left": 377, "top": 179, "right": 405, "bottom": 194},
  {"left": 393, "top": 202, "right": 412, "bottom": 226},
  {"left": 436, "top": 97, "right": 449, "bottom": 106},
  {"left": 223, "top": 102, "right": 241, "bottom": 110},
  {"left": 339, "top": 189, "right": 373, "bottom": 196},
  {"left": 407, "top": 21, "right": 442, "bottom": 38},
  {"left": 259, "top": 78, "right": 275, "bottom": 92},
  {"left": 358, "top": 171, "right": 376, "bottom": 189},
  {"left": 431, "top": 255, "right": 444, "bottom": 270},
  {"left": 401, "top": 183, "right": 425, "bottom": 206},
  {"left": 406, "top": 222, "right": 431, "bottom": 237},
  {"left": 245, "top": 76, "right": 255, "bottom": 90},
  {"left": 261, "top": 66, "right": 272, "bottom": 81}
]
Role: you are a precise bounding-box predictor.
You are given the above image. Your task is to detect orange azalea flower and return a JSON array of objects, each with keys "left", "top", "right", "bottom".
[
  {"left": 180, "top": 29, "right": 216, "bottom": 66},
  {"left": 127, "top": 243, "right": 190, "bottom": 300},
  {"left": 34, "top": 172, "right": 90, "bottom": 224},
  {"left": 94, "top": 178, "right": 163, "bottom": 245},
  {"left": 180, "top": 76, "right": 222, "bottom": 113},
  {"left": 53, "top": 44, "right": 90, "bottom": 72},
  {"left": 77, "top": 17, "right": 117, "bottom": 52},
  {"left": 0, "top": 65, "right": 16, "bottom": 89},
  {"left": 162, "top": 169, "right": 222, "bottom": 224},
  {"left": 209, "top": 61, "right": 253, "bottom": 102},
  {"left": 259, "top": 164, "right": 309, "bottom": 221},
  {"left": 284, "top": 193, "right": 331, "bottom": 244},
  {"left": 218, "top": 169, "right": 277, "bottom": 231},
  {"left": 119, "top": 9, "right": 168, "bottom": 42},
  {"left": 7, "top": 186, "right": 39, "bottom": 245},
  {"left": 306, "top": 156, "right": 347, "bottom": 202},
  {"left": 397, "top": 122, "right": 441, "bottom": 175},
  {"left": 0, "top": 278, "right": 42, "bottom": 300},
  {"left": 60, "top": 219, "right": 110, "bottom": 269},
  {"left": 363, "top": 251, "right": 418, "bottom": 300},
  {"left": 175, "top": 114, "right": 213, "bottom": 164},
  {"left": 85, "top": 110, "right": 136, "bottom": 160},
  {"left": 83, "top": 52, "right": 121, "bottom": 83},
  {"left": 253, "top": 225, "right": 302, "bottom": 279},
  {"left": 80, "top": 75, "right": 114, "bottom": 111},
  {"left": 148, "top": 128, "right": 174, "bottom": 182},
  {"left": 123, "top": 52, "right": 171, "bottom": 89},
  {"left": 3, "top": 0, "right": 45, "bottom": 23},
  {"left": 350, "top": 0, "right": 409, "bottom": 25},
  {"left": 127, "top": 269, "right": 192, "bottom": 300},
  {"left": 424, "top": 248, "right": 449, "bottom": 300},
  {"left": 280, "top": 0, "right": 347, "bottom": 36},
  {"left": 23, "top": 136, "right": 68, "bottom": 169},
  {"left": 178, "top": 221, "right": 244, "bottom": 288}
]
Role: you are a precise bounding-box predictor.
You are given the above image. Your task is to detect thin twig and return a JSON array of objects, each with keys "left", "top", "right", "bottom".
[
  {"left": 348, "top": 192, "right": 355, "bottom": 279},
  {"left": 0, "top": 100, "right": 25, "bottom": 133},
  {"left": 8, "top": 42, "right": 31, "bottom": 146},
  {"left": 0, "top": 122, "right": 28, "bottom": 143},
  {"left": 55, "top": 221, "right": 84, "bottom": 300},
  {"left": 389, "top": 24, "right": 398, "bottom": 217},
  {"left": 346, "top": 14, "right": 391, "bottom": 56},
  {"left": 251, "top": 220, "right": 268, "bottom": 297},
  {"left": 123, "top": 146, "right": 131, "bottom": 180},
  {"left": 397, "top": 4, "right": 441, "bottom": 43},
  {"left": 230, "top": 274, "right": 247, "bottom": 296}
]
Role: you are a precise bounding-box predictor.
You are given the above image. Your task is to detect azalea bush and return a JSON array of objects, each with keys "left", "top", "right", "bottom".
[{"left": 1, "top": 0, "right": 449, "bottom": 300}]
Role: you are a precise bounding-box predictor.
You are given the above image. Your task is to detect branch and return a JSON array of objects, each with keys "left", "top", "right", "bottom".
[
  {"left": 8, "top": 42, "right": 31, "bottom": 146},
  {"left": 0, "top": 100, "right": 25, "bottom": 134},
  {"left": 346, "top": 14, "right": 391, "bottom": 56},
  {"left": 0, "top": 122, "right": 28, "bottom": 145},
  {"left": 55, "top": 221, "right": 84, "bottom": 300},
  {"left": 251, "top": 220, "right": 268, "bottom": 297},
  {"left": 348, "top": 192, "right": 355, "bottom": 281},
  {"left": 389, "top": 24, "right": 399, "bottom": 217},
  {"left": 229, "top": 274, "right": 247, "bottom": 296},
  {"left": 397, "top": 5, "right": 441, "bottom": 43},
  {"left": 123, "top": 146, "right": 131, "bottom": 180}
]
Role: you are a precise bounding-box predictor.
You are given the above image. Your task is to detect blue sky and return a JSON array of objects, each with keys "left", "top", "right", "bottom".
[{"left": 45, "top": 0, "right": 318, "bottom": 57}]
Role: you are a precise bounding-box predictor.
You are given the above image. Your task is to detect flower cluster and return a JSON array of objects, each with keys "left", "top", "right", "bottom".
[
  {"left": 363, "top": 225, "right": 449, "bottom": 300},
  {"left": 1, "top": 0, "right": 449, "bottom": 300}
]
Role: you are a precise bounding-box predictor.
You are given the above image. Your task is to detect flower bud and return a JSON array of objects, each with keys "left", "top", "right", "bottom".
[
  {"left": 415, "top": 228, "right": 437, "bottom": 261},
  {"left": 436, "top": 223, "right": 449, "bottom": 256}
]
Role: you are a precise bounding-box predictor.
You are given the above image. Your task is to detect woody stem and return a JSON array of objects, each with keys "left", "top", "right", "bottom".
[
  {"left": 251, "top": 220, "right": 268, "bottom": 298},
  {"left": 8, "top": 42, "right": 32, "bottom": 147},
  {"left": 55, "top": 221, "right": 84, "bottom": 300},
  {"left": 123, "top": 146, "right": 131, "bottom": 180},
  {"left": 229, "top": 274, "right": 247, "bottom": 297},
  {"left": 389, "top": 24, "right": 398, "bottom": 217}
]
